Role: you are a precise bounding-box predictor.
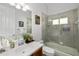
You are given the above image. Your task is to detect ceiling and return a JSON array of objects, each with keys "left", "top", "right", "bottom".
[
  {"left": 45, "top": 3, "right": 79, "bottom": 15},
  {"left": 1, "top": 3, "right": 79, "bottom": 15}
]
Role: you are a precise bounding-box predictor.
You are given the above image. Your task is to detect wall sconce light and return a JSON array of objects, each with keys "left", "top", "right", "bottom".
[
  {"left": 9, "top": 3, "right": 30, "bottom": 11},
  {"left": 22, "top": 5, "right": 30, "bottom": 11},
  {"left": 22, "top": 7, "right": 27, "bottom": 11},
  {"left": 16, "top": 4, "right": 21, "bottom": 9}
]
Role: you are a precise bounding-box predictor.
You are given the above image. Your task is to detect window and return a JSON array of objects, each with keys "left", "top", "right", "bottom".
[
  {"left": 60, "top": 17, "right": 68, "bottom": 24},
  {"left": 52, "top": 19, "right": 59, "bottom": 25},
  {"left": 49, "top": 17, "right": 68, "bottom": 25}
]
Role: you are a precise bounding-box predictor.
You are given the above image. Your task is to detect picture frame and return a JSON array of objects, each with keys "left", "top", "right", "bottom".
[
  {"left": 35, "top": 15, "right": 40, "bottom": 25},
  {"left": 19, "top": 21, "right": 24, "bottom": 27}
]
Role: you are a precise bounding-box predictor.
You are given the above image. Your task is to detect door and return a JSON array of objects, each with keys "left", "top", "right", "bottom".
[
  {"left": 47, "top": 19, "right": 60, "bottom": 43},
  {"left": 59, "top": 17, "right": 74, "bottom": 48},
  {"left": 47, "top": 17, "right": 74, "bottom": 48}
]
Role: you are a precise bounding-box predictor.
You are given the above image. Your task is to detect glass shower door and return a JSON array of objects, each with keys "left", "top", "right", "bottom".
[
  {"left": 59, "top": 24, "right": 74, "bottom": 48},
  {"left": 46, "top": 17, "right": 78, "bottom": 55},
  {"left": 47, "top": 19, "right": 60, "bottom": 43},
  {"left": 50, "top": 25, "right": 60, "bottom": 43}
]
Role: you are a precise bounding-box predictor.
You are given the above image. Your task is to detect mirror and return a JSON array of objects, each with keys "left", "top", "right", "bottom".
[
  {"left": 0, "top": 3, "right": 32, "bottom": 38},
  {"left": 15, "top": 8, "right": 32, "bottom": 35}
]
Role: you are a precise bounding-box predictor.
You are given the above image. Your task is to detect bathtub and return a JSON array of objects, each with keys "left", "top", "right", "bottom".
[{"left": 45, "top": 42, "right": 79, "bottom": 56}]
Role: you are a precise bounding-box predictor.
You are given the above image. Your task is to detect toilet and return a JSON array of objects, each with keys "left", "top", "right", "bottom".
[{"left": 43, "top": 46, "right": 55, "bottom": 56}]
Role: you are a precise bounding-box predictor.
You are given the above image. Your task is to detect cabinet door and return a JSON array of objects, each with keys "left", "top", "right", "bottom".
[{"left": 31, "top": 47, "right": 42, "bottom": 56}]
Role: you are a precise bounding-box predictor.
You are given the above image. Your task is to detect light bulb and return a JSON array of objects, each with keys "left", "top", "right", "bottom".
[
  {"left": 16, "top": 4, "right": 21, "bottom": 9},
  {"left": 22, "top": 7, "right": 27, "bottom": 11},
  {"left": 24, "top": 5, "right": 30, "bottom": 10},
  {"left": 22, "top": 5, "right": 30, "bottom": 11}
]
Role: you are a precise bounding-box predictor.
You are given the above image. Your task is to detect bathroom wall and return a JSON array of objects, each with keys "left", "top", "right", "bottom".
[
  {"left": 28, "top": 3, "right": 48, "bottom": 41},
  {"left": 45, "top": 9, "right": 78, "bottom": 49},
  {"left": 0, "top": 4, "right": 32, "bottom": 38},
  {"left": 0, "top": 3, "right": 48, "bottom": 41},
  {"left": 75, "top": 8, "right": 79, "bottom": 50},
  {"left": 15, "top": 8, "right": 31, "bottom": 35},
  {"left": 0, "top": 4, "right": 16, "bottom": 37}
]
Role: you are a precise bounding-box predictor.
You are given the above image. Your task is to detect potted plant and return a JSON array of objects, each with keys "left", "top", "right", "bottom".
[{"left": 23, "top": 33, "right": 33, "bottom": 43}]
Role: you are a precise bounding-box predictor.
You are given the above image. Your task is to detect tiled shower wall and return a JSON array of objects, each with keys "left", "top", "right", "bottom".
[{"left": 44, "top": 9, "right": 79, "bottom": 50}]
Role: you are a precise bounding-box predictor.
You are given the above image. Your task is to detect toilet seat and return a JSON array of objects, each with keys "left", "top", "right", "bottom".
[{"left": 43, "top": 46, "right": 55, "bottom": 56}]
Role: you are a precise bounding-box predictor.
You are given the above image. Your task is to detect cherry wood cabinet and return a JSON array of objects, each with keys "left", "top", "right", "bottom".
[{"left": 31, "top": 47, "right": 42, "bottom": 56}]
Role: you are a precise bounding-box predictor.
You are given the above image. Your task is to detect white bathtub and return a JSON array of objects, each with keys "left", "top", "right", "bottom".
[{"left": 45, "top": 42, "right": 79, "bottom": 56}]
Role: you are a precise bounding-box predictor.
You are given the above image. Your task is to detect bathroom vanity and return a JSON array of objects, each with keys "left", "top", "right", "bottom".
[{"left": 0, "top": 41, "right": 43, "bottom": 56}]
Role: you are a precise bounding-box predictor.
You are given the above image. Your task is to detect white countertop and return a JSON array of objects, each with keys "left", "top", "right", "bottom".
[{"left": 0, "top": 41, "right": 43, "bottom": 56}]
